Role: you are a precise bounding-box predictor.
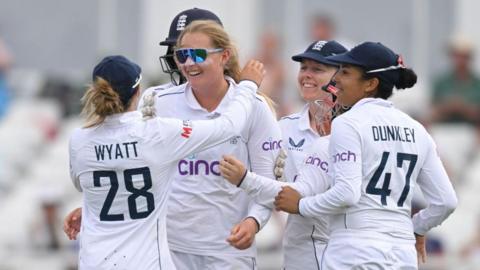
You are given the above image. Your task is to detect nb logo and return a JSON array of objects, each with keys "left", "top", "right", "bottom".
[
  {"left": 181, "top": 127, "right": 192, "bottom": 138},
  {"left": 181, "top": 120, "right": 192, "bottom": 138}
]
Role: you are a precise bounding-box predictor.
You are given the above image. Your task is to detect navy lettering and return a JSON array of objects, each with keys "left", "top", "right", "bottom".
[
  {"left": 94, "top": 142, "right": 139, "bottom": 161},
  {"left": 371, "top": 126, "right": 416, "bottom": 143}
]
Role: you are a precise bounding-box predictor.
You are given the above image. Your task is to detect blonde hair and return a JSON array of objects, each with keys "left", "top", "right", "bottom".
[
  {"left": 81, "top": 77, "right": 125, "bottom": 128},
  {"left": 177, "top": 20, "right": 277, "bottom": 114}
]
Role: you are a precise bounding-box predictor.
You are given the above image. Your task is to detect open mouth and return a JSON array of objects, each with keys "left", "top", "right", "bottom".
[
  {"left": 302, "top": 82, "right": 317, "bottom": 88},
  {"left": 186, "top": 70, "right": 202, "bottom": 77}
]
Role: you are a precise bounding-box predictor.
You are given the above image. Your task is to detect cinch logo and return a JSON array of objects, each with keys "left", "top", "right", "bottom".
[
  {"left": 262, "top": 138, "right": 282, "bottom": 151},
  {"left": 176, "top": 15, "right": 187, "bottom": 31},
  {"left": 178, "top": 159, "right": 220, "bottom": 176},
  {"left": 333, "top": 151, "right": 357, "bottom": 163},
  {"left": 305, "top": 156, "right": 328, "bottom": 172},
  {"left": 288, "top": 137, "right": 305, "bottom": 151}
]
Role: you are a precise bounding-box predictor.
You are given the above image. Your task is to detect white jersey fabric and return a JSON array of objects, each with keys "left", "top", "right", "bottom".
[
  {"left": 139, "top": 76, "right": 281, "bottom": 258},
  {"left": 279, "top": 106, "right": 330, "bottom": 270},
  {"left": 298, "top": 98, "right": 457, "bottom": 269},
  {"left": 238, "top": 105, "right": 331, "bottom": 270},
  {"left": 69, "top": 81, "right": 258, "bottom": 270}
]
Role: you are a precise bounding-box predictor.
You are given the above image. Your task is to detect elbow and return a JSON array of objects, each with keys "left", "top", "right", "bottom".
[
  {"left": 340, "top": 184, "right": 361, "bottom": 207},
  {"left": 343, "top": 192, "right": 361, "bottom": 207},
  {"left": 444, "top": 194, "right": 458, "bottom": 215}
]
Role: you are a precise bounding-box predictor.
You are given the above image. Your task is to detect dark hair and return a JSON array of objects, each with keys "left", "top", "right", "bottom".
[{"left": 362, "top": 67, "right": 417, "bottom": 99}]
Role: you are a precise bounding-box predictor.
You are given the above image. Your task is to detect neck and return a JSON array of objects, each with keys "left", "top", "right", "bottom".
[
  {"left": 308, "top": 102, "right": 332, "bottom": 136},
  {"left": 307, "top": 103, "right": 319, "bottom": 134},
  {"left": 192, "top": 78, "right": 229, "bottom": 112}
]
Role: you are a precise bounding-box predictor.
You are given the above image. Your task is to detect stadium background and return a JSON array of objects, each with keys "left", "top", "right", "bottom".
[{"left": 0, "top": 0, "right": 479, "bottom": 269}]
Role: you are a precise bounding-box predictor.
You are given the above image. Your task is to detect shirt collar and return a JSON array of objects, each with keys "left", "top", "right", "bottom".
[
  {"left": 184, "top": 76, "right": 237, "bottom": 114},
  {"left": 351, "top": 97, "right": 393, "bottom": 110},
  {"left": 298, "top": 104, "right": 318, "bottom": 135}
]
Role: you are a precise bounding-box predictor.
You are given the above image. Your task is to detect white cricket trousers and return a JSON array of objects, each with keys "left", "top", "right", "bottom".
[
  {"left": 321, "top": 230, "right": 418, "bottom": 270},
  {"left": 171, "top": 250, "right": 257, "bottom": 270}
]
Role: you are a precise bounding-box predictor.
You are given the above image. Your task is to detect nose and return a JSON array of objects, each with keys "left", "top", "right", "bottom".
[
  {"left": 184, "top": 57, "right": 196, "bottom": 66},
  {"left": 300, "top": 69, "right": 313, "bottom": 79}
]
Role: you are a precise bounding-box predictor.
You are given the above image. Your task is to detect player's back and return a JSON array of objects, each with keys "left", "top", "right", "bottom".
[
  {"left": 69, "top": 112, "right": 176, "bottom": 270},
  {"left": 330, "top": 98, "right": 431, "bottom": 241}
]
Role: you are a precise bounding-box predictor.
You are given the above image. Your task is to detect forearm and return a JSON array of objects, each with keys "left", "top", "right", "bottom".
[
  {"left": 240, "top": 171, "right": 287, "bottom": 208},
  {"left": 299, "top": 179, "right": 360, "bottom": 217},
  {"left": 412, "top": 198, "right": 457, "bottom": 235}
]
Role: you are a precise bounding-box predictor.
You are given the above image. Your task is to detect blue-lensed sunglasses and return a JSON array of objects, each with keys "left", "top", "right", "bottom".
[{"left": 174, "top": 48, "right": 224, "bottom": 64}]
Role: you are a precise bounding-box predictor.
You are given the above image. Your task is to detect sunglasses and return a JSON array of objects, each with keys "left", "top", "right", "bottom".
[{"left": 174, "top": 48, "right": 224, "bottom": 64}]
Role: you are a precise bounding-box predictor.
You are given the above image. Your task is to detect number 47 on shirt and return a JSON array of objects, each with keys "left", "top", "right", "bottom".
[{"left": 366, "top": 151, "right": 418, "bottom": 207}]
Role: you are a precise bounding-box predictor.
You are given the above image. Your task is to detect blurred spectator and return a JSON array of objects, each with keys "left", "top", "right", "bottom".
[
  {"left": 460, "top": 215, "right": 480, "bottom": 264},
  {"left": 309, "top": 14, "right": 354, "bottom": 49},
  {"left": 254, "top": 30, "right": 292, "bottom": 117},
  {"left": 0, "top": 37, "right": 13, "bottom": 119},
  {"left": 430, "top": 35, "right": 480, "bottom": 136},
  {"left": 310, "top": 14, "right": 335, "bottom": 41},
  {"left": 30, "top": 188, "right": 65, "bottom": 252}
]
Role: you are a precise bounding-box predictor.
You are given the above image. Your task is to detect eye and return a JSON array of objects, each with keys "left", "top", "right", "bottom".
[{"left": 300, "top": 65, "right": 307, "bottom": 71}]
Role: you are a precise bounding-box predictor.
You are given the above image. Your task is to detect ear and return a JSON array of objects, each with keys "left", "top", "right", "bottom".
[
  {"left": 364, "top": 77, "right": 379, "bottom": 94},
  {"left": 221, "top": 49, "right": 231, "bottom": 66}
]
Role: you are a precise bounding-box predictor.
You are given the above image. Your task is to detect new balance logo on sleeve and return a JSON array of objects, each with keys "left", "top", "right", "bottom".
[{"left": 181, "top": 120, "right": 192, "bottom": 138}]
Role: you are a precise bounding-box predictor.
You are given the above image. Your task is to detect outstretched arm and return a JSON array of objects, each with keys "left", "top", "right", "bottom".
[{"left": 157, "top": 60, "right": 266, "bottom": 162}]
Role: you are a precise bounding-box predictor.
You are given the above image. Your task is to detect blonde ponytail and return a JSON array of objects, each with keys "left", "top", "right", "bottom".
[{"left": 81, "top": 77, "right": 125, "bottom": 128}]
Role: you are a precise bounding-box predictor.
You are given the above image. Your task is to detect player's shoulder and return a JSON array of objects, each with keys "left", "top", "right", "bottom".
[
  {"left": 69, "top": 126, "right": 92, "bottom": 150},
  {"left": 142, "top": 82, "right": 185, "bottom": 100}
]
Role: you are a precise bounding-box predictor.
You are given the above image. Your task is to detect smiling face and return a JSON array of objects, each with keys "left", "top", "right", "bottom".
[
  {"left": 297, "top": 59, "right": 338, "bottom": 102},
  {"left": 331, "top": 64, "right": 378, "bottom": 107},
  {"left": 176, "top": 32, "right": 229, "bottom": 91}
]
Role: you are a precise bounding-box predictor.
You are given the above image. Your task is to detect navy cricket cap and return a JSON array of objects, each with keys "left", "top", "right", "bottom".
[
  {"left": 160, "top": 8, "right": 223, "bottom": 46},
  {"left": 92, "top": 55, "right": 142, "bottom": 106},
  {"left": 292, "top": 40, "right": 347, "bottom": 66},
  {"left": 327, "top": 42, "right": 405, "bottom": 84}
]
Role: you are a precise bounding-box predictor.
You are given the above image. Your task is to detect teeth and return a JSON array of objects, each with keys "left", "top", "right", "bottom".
[
  {"left": 188, "top": 70, "right": 201, "bottom": 76},
  {"left": 303, "top": 83, "right": 315, "bottom": 88}
]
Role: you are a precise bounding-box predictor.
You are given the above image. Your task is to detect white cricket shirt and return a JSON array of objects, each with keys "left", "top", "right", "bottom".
[
  {"left": 69, "top": 81, "right": 257, "bottom": 270},
  {"left": 139, "top": 77, "right": 282, "bottom": 257},
  {"left": 239, "top": 105, "right": 331, "bottom": 269},
  {"left": 299, "top": 98, "right": 457, "bottom": 242}
]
